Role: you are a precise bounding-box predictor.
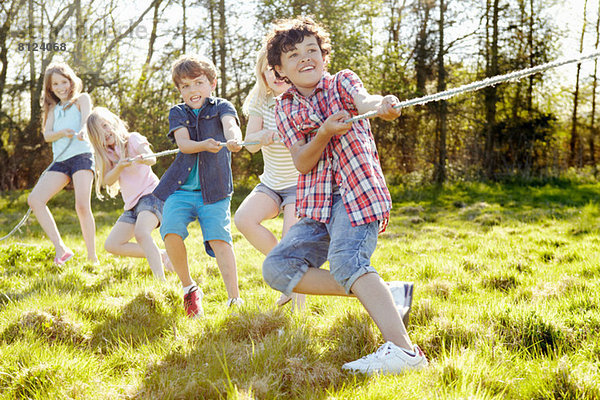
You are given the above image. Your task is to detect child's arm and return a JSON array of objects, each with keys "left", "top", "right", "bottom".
[
  {"left": 173, "top": 126, "right": 222, "bottom": 154},
  {"left": 75, "top": 93, "right": 93, "bottom": 141},
  {"left": 289, "top": 111, "right": 352, "bottom": 174},
  {"left": 353, "top": 88, "right": 401, "bottom": 121},
  {"left": 131, "top": 141, "right": 156, "bottom": 166},
  {"left": 243, "top": 115, "right": 277, "bottom": 154},
  {"left": 221, "top": 115, "right": 243, "bottom": 153},
  {"left": 43, "top": 106, "right": 76, "bottom": 142},
  {"left": 102, "top": 159, "right": 132, "bottom": 186}
]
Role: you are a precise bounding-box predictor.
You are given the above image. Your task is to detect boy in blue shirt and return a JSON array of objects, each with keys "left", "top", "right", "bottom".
[{"left": 154, "top": 55, "right": 243, "bottom": 317}]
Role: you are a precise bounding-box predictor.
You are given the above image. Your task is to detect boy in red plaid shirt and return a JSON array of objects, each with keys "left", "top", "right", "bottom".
[{"left": 262, "top": 16, "right": 428, "bottom": 375}]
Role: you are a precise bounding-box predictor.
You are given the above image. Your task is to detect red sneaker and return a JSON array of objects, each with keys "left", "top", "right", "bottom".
[{"left": 183, "top": 286, "right": 204, "bottom": 318}]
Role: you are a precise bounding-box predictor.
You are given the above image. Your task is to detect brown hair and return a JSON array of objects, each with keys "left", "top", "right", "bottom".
[
  {"left": 171, "top": 55, "right": 218, "bottom": 88},
  {"left": 265, "top": 16, "right": 332, "bottom": 81},
  {"left": 41, "top": 62, "right": 83, "bottom": 126}
]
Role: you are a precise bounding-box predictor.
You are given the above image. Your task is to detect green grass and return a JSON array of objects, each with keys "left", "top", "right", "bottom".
[{"left": 1, "top": 180, "right": 600, "bottom": 399}]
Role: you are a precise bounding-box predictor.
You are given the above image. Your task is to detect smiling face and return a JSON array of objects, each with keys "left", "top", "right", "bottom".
[
  {"left": 51, "top": 73, "right": 73, "bottom": 102},
  {"left": 264, "top": 66, "right": 291, "bottom": 96},
  {"left": 177, "top": 74, "right": 216, "bottom": 109},
  {"left": 99, "top": 117, "right": 116, "bottom": 147},
  {"left": 274, "top": 35, "right": 325, "bottom": 97}
]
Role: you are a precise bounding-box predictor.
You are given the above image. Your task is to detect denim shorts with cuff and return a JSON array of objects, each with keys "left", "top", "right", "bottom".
[
  {"left": 48, "top": 152, "right": 94, "bottom": 178},
  {"left": 159, "top": 190, "right": 232, "bottom": 257},
  {"left": 262, "top": 194, "right": 379, "bottom": 295},
  {"left": 252, "top": 183, "right": 296, "bottom": 212},
  {"left": 117, "top": 193, "right": 164, "bottom": 225}
]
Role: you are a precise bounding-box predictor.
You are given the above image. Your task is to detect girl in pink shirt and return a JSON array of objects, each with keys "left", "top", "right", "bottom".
[{"left": 87, "top": 107, "right": 172, "bottom": 280}]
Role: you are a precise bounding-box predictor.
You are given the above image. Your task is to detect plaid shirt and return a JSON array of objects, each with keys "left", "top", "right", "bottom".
[{"left": 275, "top": 69, "right": 391, "bottom": 228}]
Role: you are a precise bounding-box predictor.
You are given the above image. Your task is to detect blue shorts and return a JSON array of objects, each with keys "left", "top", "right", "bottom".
[
  {"left": 253, "top": 183, "right": 296, "bottom": 212},
  {"left": 48, "top": 152, "right": 94, "bottom": 178},
  {"left": 160, "top": 190, "right": 232, "bottom": 257},
  {"left": 117, "top": 193, "right": 164, "bottom": 225},
  {"left": 262, "top": 194, "right": 379, "bottom": 295}
]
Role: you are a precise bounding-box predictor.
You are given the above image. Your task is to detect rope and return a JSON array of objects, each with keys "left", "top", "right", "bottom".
[
  {"left": 126, "top": 148, "right": 180, "bottom": 162},
  {"left": 345, "top": 50, "right": 600, "bottom": 123}
]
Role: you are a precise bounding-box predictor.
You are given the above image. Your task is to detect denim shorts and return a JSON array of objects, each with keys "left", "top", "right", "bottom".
[
  {"left": 160, "top": 190, "right": 232, "bottom": 257},
  {"left": 48, "top": 152, "right": 94, "bottom": 178},
  {"left": 253, "top": 183, "right": 296, "bottom": 212},
  {"left": 117, "top": 193, "right": 164, "bottom": 225},
  {"left": 262, "top": 194, "right": 379, "bottom": 295}
]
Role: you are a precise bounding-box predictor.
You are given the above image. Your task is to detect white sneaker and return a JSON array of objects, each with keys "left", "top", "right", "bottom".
[
  {"left": 342, "top": 342, "right": 428, "bottom": 375},
  {"left": 388, "top": 281, "right": 414, "bottom": 326},
  {"left": 226, "top": 297, "right": 244, "bottom": 308}
]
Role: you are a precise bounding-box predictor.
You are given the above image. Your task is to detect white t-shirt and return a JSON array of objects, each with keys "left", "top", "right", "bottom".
[{"left": 248, "top": 96, "right": 299, "bottom": 190}]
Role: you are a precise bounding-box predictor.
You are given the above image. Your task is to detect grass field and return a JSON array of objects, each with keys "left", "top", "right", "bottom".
[{"left": 1, "top": 180, "right": 600, "bottom": 399}]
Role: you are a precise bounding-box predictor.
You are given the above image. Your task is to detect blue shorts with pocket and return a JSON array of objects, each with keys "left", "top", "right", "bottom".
[
  {"left": 262, "top": 194, "right": 379, "bottom": 295},
  {"left": 48, "top": 152, "right": 94, "bottom": 178},
  {"left": 117, "top": 193, "right": 164, "bottom": 225},
  {"left": 160, "top": 190, "right": 232, "bottom": 257}
]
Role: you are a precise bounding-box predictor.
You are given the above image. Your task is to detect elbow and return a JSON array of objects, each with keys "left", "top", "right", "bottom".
[{"left": 296, "top": 164, "right": 311, "bottom": 174}]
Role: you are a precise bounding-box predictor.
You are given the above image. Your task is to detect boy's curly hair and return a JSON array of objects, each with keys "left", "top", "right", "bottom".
[
  {"left": 171, "top": 55, "right": 217, "bottom": 88},
  {"left": 266, "top": 16, "right": 332, "bottom": 81}
]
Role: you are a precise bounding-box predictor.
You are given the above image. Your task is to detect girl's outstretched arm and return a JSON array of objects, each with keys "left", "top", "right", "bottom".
[
  {"left": 102, "top": 159, "right": 132, "bottom": 186},
  {"left": 244, "top": 115, "right": 277, "bottom": 154},
  {"left": 131, "top": 141, "right": 156, "bottom": 166}
]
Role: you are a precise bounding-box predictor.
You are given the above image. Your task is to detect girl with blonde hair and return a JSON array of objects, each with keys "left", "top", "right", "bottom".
[
  {"left": 234, "top": 46, "right": 305, "bottom": 310},
  {"left": 87, "top": 107, "right": 172, "bottom": 280}
]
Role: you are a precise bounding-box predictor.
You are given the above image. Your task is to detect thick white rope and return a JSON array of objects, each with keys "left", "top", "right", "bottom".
[{"left": 345, "top": 50, "right": 600, "bottom": 123}]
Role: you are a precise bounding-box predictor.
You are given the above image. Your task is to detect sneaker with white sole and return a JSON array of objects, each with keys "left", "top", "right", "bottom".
[
  {"left": 183, "top": 286, "right": 204, "bottom": 318},
  {"left": 388, "top": 281, "right": 414, "bottom": 327},
  {"left": 342, "top": 342, "right": 428, "bottom": 375}
]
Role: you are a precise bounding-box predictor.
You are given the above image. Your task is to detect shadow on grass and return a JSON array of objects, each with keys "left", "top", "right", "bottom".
[
  {"left": 90, "top": 290, "right": 178, "bottom": 352},
  {"left": 134, "top": 307, "right": 376, "bottom": 400}
]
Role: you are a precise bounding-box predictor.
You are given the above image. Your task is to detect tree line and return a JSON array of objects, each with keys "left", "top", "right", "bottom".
[{"left": 0, "top": 0, "right": 598, "bottom": 191}]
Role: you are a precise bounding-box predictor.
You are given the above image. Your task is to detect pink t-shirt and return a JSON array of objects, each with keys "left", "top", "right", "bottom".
[{"left": 108, "top": 132, "right": 160, "bottom": 210}]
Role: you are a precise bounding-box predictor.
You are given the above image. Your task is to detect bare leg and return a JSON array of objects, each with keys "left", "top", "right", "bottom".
[
  {"left": 27, "top": 171, "right": 70, "bottom": 258},
  {"left": 164, "top": 233, "right": 193, "bottom": 287},
  {"left": 209, "top": 239, "right": 240, "bottom": 299},
  {"left": 104, "top": 221, "right": 143, "bottom": 257},
  {"left": 293, "top": 268, "right": 350, "bottom": 296},
  {"left": 351, "top": 273, "right": 413, "bottom": 349},
  {"left": 234, "top": 192, "right": 279, "bottom": 255},
  {"left": 72, "top": 169, "right": 97, "bottom": 262},
  {"left": 133, "top": 211, "right": 164, "bottom": 280}
]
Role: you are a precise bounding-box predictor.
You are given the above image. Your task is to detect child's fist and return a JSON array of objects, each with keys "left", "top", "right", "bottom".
[
  {"left": 226, "top": 139, "right": 242, "bottom": 153},
  {"left": 378, "top": 95, "right": 401, "bottom": 121},
  {"left": 202, "top": 138, "right": 222, "bottom": 153},
  {"left": 260, "top": 130, "right": 278, "bottom": 146},
  {"left": 63, "top": 129, "right": 76, "bottom": 138},
  {"left": 319, "top": 111, "right": 352, "bottom": 137}
]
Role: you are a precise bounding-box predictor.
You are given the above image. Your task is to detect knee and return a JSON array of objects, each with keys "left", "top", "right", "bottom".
[
  {"left": 134, "top": 227, "right": 152, "bottom": 244},
  {"left": 27, "top": 193, "right": 44, "bottom": 209},
  {"left": 233, "top": 210, "right": 251, "bottom": 234},
  {"left": 104, "top": 238, "right": 118, "bottom": 255},
  {"left": 74, "top": 201, "right": 90, "bottom": 216}
]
